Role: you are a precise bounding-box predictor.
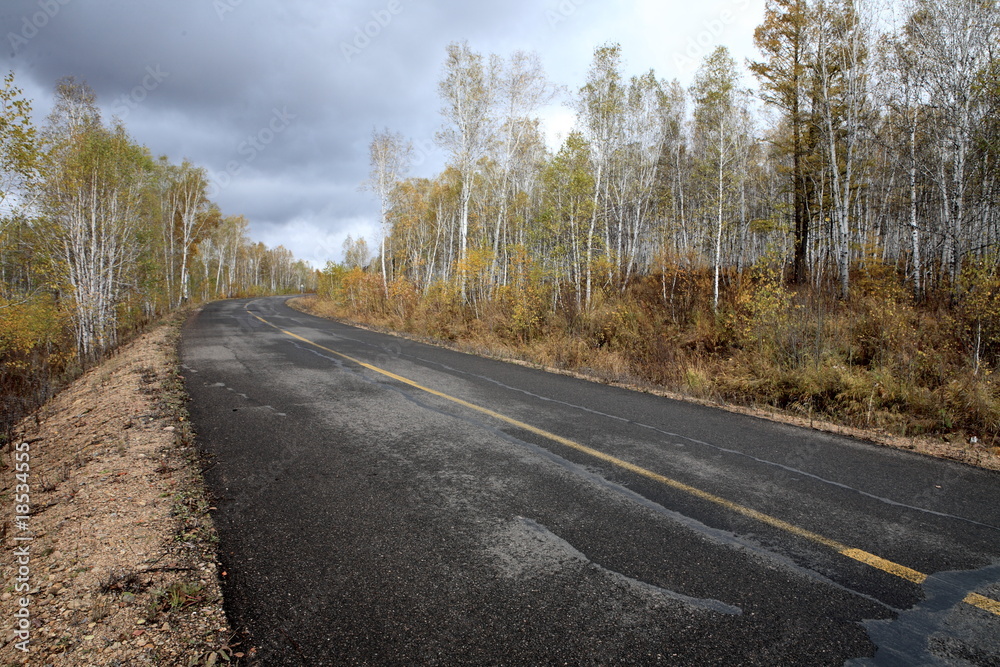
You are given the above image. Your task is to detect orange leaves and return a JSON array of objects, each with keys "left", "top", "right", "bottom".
[{"left": 387, "top": 277, "right": 418, "bottom": 321}]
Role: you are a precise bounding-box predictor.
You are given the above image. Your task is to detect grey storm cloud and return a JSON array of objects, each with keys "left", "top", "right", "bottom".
[{"left": 0, "top": 0, "right": 765, "bottom": 266}]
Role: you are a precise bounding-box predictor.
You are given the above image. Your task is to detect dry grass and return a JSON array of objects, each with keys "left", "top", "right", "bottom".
[{"left": 293, "top": 263, "right": 1000, "bottom": 470}]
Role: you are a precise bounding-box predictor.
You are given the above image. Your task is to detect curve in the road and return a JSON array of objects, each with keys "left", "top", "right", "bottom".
[{"left": 246, "top": 303, "right": 1000, "bottom": 618}]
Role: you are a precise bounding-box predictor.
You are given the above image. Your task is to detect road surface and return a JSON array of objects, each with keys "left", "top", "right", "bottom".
[{"left": 180, "top": 296, "right": 1000, "bottom": 665}]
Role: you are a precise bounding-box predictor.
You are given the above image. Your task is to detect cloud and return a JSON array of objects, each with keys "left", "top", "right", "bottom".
[{"left": 0, "top": 0, "right": 765, "bottom": 265}]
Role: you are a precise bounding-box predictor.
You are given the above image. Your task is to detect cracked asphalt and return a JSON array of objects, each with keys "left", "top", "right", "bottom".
[{"left": 180, "top": 296, "right": 1000, "bottom": 665}]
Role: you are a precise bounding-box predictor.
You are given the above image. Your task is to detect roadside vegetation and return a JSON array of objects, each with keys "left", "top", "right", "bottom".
[
  {"left": 302, "top": 260, "right": 999, "bottom": 462},
  {"left": 306, "top": 0, "right": 1000, "bottom": 460},
  {"left": 0, "top": 74, "right": 315, "bottom": 442}
]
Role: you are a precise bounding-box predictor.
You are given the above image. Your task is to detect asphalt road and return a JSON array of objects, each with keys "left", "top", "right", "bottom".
[{"left": 180, "top": 296, "right": 1000, "bottom": 665}]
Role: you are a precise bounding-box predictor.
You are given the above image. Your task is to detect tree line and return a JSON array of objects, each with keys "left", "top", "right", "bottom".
[
  {"left": 0, "top": 74, "right": 313, "bottom": 437},
  {"left": 359, "top": 0, "right": 998, "bottom": 309},
  {"left": 317, "top": 0, "right": 1000, "bottom": 442}
]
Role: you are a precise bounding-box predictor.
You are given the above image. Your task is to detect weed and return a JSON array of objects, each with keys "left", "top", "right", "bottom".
[
  {"left": 146, "top": 581, "right": 207, "bottom": 620},
  {"left": 98, "top": 568, "right": 147, "bottom": 596},
  {"left": 89, "top": 596, "right": 112, "bottom": 622},
  {"left": 96, "top": 369, "right": 113, "bottom": 387},
  {"left": 38, "top": 474, "right": 57, "bottom": 493}
]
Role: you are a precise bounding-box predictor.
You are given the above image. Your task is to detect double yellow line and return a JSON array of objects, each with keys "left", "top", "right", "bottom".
[{"left": 247, "top": 306, "right": 1000, "bottom": 617}]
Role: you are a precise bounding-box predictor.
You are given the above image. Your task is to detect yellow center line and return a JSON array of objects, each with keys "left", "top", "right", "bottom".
[
  {"left": 247, "top": 306, "right": 1000, "bottom": 617},
  {"left": 965, "top": 593, "right": 1000, "bottom": 615}
]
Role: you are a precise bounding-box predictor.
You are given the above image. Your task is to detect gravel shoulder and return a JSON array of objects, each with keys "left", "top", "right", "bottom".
[{"left": 0, "top": 311, "right": 241, "bottom": 666}]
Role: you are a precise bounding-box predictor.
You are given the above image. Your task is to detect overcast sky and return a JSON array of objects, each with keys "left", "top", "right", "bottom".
[{"left": 1, "top": 0, "right": 766, "bottom": 266}]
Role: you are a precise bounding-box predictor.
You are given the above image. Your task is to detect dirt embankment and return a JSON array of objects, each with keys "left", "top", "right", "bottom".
[{"left": 0, "top": 313, "right": 245, "bottom": 666}]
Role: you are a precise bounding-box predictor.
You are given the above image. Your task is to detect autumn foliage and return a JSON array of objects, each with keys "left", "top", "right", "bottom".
[
  {"left": 304, "top": 8, "right": 1000, "bottom": 450},
  {"left": 305, "top": 256, "right": 1000, "bottom": 448},
  {"left": 0, "top": 74, "right": 315, "bottom": 440}
]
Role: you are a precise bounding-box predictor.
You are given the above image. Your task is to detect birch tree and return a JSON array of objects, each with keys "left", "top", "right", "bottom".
[
  {"left": 541, "top": 131, "right": 594, "bottom": 307},
  {"left": 366, "top": 128, "right": 412, "bottom": 295},
  {"left": 342, "top": 234, "right": 370, "bottom": 269},
  {"left": 170, "top": 161, "right": 210, "bottom": 306},
  {"left": 487, "top": 50, "right": 556, "bottom": 286},
  {"left": 617, "top": 71, "right": 674, "bottom": 287},
  {"left": 437, "top": 41, "right": 495, "bottom": 302},
  {"left": 42, "top": 84, "right": 151, "bottom": 360},
  {"left": 0, "top": 72, "right": 43, "bottom": 309},
  {"left": 905, "top": 0, "right": 999, "bottom": 285},
  {"left": 577, "top": 43, "right": 625, "bottom": 308},
  {"left": 0, "top": 72, "right": 41, "bottom": 236},
  {"left": 815, "top": 0, "right": 870, "bottom": 298},
  {"left": 692, "top": 47, "right": 750, "bottom": 311},
  {"left": 880, "top": 26, "right": 926, "bottom": 296}
]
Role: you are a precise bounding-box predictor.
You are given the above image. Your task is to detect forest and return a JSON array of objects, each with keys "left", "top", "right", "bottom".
[
  {"left": 310, "top": 0, "right": 1000, "bottom": 448},
  {"left": 0, "top": 75, "right": 314, "bottom": 439}
]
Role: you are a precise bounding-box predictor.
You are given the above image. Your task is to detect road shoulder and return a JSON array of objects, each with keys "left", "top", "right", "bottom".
[{"left": 0, "top": 312, "right": 239, "bottom": 666}]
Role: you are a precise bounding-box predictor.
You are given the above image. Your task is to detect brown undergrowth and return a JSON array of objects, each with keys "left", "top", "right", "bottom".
[{"left": 296, "top": 261, "right": 1000, "bottom": 471}]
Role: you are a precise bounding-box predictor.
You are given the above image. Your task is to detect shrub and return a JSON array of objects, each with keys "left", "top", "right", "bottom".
[
  {"left": 0, "top": 296, "right": 74, "bottom": 440},
  {"left": 299, "top": 257, "right": 1000, "bottom": 442}
]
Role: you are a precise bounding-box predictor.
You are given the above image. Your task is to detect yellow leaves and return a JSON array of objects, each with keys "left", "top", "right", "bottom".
[
  {"left": 959, "top": 258, "right": 1000, "bottom": 320},
  {"left": 317, "top": 261, "right": 348, "bottom": 301},
  {"left": 957, "top": 257, "right": 1000, "bottom": 373},
  {"left": 387, "top": 277, "right": 418, "bottom": 321},
  {"left": 0, "top": 296, "right": 70, "bottom": 366},
  {"left": 455, "top": 246, "right": 496, "bottom": 306},
  {"left": 854, "top": 254, "right": 910, "bottom": 303},
  {"left": 592, "top": 255, "right": 616, "bottom": 284},
  {"left": 455, "top": 247, "right": 493, "bottom": 280},
  {"left": 341, "top": 266, "right": 381, "bottom": 313},
  {"left": 495, "top": 283, "right": 548, "bottom": 344},
  {"left": 733, "top": 252, "right": 794, "bottom": 350}
]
